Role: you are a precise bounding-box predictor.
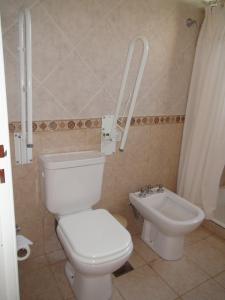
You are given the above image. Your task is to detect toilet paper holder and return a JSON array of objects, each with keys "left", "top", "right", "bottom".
[{"left": 16, "top": 234, "right": 33, "bottom": 261}]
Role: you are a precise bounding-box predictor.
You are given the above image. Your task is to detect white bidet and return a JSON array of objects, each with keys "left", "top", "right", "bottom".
[{"left": 129, "top": 187, "right": 205, "bottom": 260}]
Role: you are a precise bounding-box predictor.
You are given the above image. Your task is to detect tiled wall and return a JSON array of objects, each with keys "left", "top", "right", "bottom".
[
  {"left": 220, "top": 167, "right": 225, "bottom": 187},
  {"left": 2, "top": 0, "right": 203, "bottom": 258},
  {"left": 2, "top": 0, "right": 203, "bottom": 121},
  {"left": 11, "top": 121, "right": 184, "bottom": 258}
]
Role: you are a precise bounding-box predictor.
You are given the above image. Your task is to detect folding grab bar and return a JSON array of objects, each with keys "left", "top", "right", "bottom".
[
  {"left": 14, "top": 8, "right": 32, "bottom": 164},
  {"left": 114, "top": 36, "right": 149, "bottom": 151},
  {"left": 101, "top": 36, "right": 149, "bottom": 155}
]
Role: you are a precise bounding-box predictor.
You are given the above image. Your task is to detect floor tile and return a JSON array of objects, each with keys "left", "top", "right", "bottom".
[
  {"left": 114, "top": 265, "right": 177, "bottom": 300},
  {"left": 19, "top": 255, "right": 49, "bottom": 276},
  {"left": 214, "top": 271, "right": 225, "bottom": 289},
  {"left": 23, "top": 286, "right": 63, "bottom": 300},
  {"left": 132, "top": 236, "right": 160, "bottom": 263},
  {"left": 151, "top": 256, "right": 209, "bottom": 295},
  {"left": 46, "top": 249, "right": 66, "bottom": 265},
  {"left": 50, "top": 261, "right": 74, "bottom": 299},
  {"left": 181, "top": 279, "right": 225, "bottom": 300},
  {"left": 185, "top": 240, "right": 225, "bottom": 276},
  {"left": 20, "top": 266, "right": 58, "bottom": 298},
  {"left": 205, "top": 235, "right": 225, "bottom": 253},
  {"left": 128, "top": 250, "right": 146, "bottom": 269},
  {"left": 112, "top": 287, "right": 124, "bottom": 300},
  {"left": 184, "top": 227, "right": 211, "bottom": 246}
]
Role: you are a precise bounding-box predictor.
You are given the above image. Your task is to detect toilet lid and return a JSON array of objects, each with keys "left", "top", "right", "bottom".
[{"left": 58, "top": 209, "right": 132, "bottom": 261}]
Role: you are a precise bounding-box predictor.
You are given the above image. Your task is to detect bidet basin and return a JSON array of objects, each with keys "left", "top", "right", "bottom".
[{"left": 129, "top": 188, "right": 205, "bottom": 260}]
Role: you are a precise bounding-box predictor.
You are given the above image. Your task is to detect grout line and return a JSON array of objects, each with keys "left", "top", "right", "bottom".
[
  {"left": 47, "top": 259, "right": 66, "bottom": 300},
  {"left": 39, "top": 1, "right": 116, "bottom": 93},
  {"left": 39, "top": 2, "right": 73, "bottom": 48},
  {"left": 37, "top": 82, "right": 70, "bottom": 116},
  {"left": 182, "top": 251, "right": 213, "bottom": 276},
  {"left": 3, "top": 44, "right": 17, "bottom": 60},
  {"left": 2, "top": 0, "right": 40, "bottom": 35},
  {"left": 179, "top": 278, "right": 219, "bottom": 297},
  {"left": 115, "top": 287, "right": 126, "bottom": 300},
  {"left": 212, "top": 272, "right": 225, "bottom": 290},
  {"left": 147, "top": 264, "right": 180, "bottom": 298}
]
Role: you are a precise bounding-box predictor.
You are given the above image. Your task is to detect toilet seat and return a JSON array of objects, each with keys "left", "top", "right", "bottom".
[{"left": 57, "top": 209, "right": 132, "bottom": 265}]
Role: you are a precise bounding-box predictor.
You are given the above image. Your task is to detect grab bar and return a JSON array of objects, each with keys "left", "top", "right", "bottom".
[
  {"left": 112, "top": 36, "right": 149, "bottom": 151},
  {"left": 101, "top": 36, "right": 149, "bottom": 155},
  {"left": 14, "top": 8, "right": 32, "bottom": 165}
]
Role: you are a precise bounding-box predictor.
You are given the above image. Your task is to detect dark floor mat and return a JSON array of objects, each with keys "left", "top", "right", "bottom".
[{"left": 113, "top": 261, "right": 134, "bottom": 277}]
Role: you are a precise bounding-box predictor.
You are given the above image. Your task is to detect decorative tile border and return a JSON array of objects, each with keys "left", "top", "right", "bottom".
[{"left": 9, "top": 115, "right": 185, "bottom": 133}]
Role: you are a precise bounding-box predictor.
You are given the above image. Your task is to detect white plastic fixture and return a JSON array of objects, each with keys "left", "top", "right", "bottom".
[
  {"left": 129, "top": 188, "right": 205, "bottom": 260},
  {"left": 39, "top": 151, "right": 133, "bottom": 300},
  {"left": 101, "top": 36, "right": 149, "bottom": 155},
  {"left": 40, "top": 151, "right": 106, "bottom": 216},
  {"left": 14, "top": 8, "right": 32, "bottom": 165}
]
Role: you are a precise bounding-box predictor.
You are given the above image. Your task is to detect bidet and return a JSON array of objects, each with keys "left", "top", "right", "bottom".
[{"left": 129, "top": 187, "right": 205, "bottom": 260}]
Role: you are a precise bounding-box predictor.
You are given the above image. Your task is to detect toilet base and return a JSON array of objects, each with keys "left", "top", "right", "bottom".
[
  {"left": 141, "top": 220, "right": 184, "bottom": 260},
  {"left": 65, "top": 261, "right": 112, "bottom": 300}
]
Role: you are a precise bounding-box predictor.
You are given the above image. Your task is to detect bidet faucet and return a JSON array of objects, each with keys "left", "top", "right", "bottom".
[
  {"left": 156, "top": 184, "right": 164, "bottom": 193},
  {"left": 139, "top": 187, "right": 147, "bottom": 197},
  {"left": 147, "top": 185, "right": 154, "bottom": 194}
]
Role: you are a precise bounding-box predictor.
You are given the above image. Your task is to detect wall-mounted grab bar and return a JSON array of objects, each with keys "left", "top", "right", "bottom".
[
  {"left": 116, "top": 36, "right": 149, "bottom": 151},
  {"left": 101, "top": 36, "right": 149, "bottom": 155},
  {"left": 14, "top": 8, "right": 32, "bottom": 165}
]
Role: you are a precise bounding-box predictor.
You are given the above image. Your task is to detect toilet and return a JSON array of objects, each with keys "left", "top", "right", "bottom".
[
  {"left": 40, "top": 151, "right": 133, "bottom": 300},
  {"left": 129, "top": 187, "right": 204, "bottom": 260}
]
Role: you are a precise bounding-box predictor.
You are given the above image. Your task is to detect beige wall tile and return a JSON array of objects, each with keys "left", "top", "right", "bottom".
[
  {"left": 44, "top": 50, "right": 102, "bottom": 118},
  {"left": 3, "top": 48, "right": 20, "bottom": 121},
  {"left": 76, "top": 19, "right": 127, "bottom": 85},
  {"left": 10, "top": 121, "right": 183, "bottom": 255},
  {"left": 31, "top": 2, "right": 72, "bottom": 82},
  {"left": 0, "top": 0, "right": 36, "bottom": 32},
  {"left": 220, "top": 167, "right": 225, "bottom": 187},
  {"left": 2, "top": 0, "right": 203, "bottom": 121},
  {"left": 42, "top": 0, "right": 103, "bottom": 46}
]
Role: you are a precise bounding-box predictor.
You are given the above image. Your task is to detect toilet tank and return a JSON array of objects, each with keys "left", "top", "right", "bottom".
[{"left": 40, "top": 151, "right": 105, "bottom": 216}]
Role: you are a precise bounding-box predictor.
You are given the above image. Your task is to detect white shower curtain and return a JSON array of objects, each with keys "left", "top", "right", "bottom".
[{"left": 177, "top": 6, "right": 225, "bottom": 217}]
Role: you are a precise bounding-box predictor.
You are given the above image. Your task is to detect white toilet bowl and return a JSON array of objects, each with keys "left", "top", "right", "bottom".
[
  {"left": 129, "top": 188, "right": 205, "bottom": 260},
  {"left": 57, "top": 209, "right": 133, "bottom": 300},
  {"left": 40, "top": 151, "right": 133, "bottom": 300}
]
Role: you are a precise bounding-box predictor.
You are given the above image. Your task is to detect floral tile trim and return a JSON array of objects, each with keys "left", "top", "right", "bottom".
[{"left": 9, "top": 115, "right": 185, "bottom": 133}]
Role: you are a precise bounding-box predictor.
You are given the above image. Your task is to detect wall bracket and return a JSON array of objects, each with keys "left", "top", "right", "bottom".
[{"left": 101, "top": 115, "right": 121, "bottom": 155}]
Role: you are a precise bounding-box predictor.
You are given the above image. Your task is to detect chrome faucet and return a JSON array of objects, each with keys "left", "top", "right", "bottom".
[
  {"left": 156, "top": 184, "right": 164, "bottom": 193},
  {"left": 139, "top": 187, "right": 147, "bottom": 197},
  {"left": 147, "top": 185, "right": 154, "bottom": 194},
  {"left": 138, "top": 184, "right": 164, "bottom": 197}
]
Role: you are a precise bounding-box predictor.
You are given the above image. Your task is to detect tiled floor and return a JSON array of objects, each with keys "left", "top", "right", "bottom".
[{"left": 19, "top": 226, "right": 225, "bottom": 300}]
